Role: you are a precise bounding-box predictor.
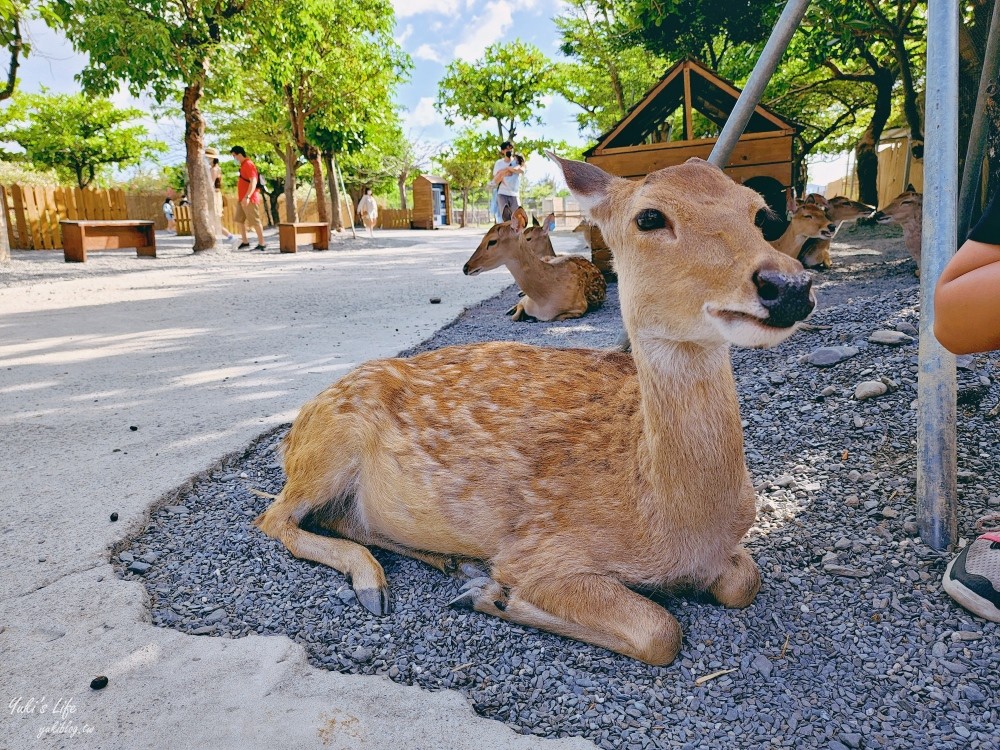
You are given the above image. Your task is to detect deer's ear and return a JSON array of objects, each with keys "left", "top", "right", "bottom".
[
  {"left": 511, "top": 207, "right": 528, "bottom": 233},
  {"left": 543, "top": 213, "right": 556, "bottom": 234},
  {"left": 531, "top": 214, "right": 541, "bottom": 227},
  {"left": 548, "top": 151, "right": 617, "bottom": 220},
  {"left": 905, "top": 183, "right": 915, "bottom": 193},
  {"left": 785, "top": 187, "right": 798, "bottom": 215}
]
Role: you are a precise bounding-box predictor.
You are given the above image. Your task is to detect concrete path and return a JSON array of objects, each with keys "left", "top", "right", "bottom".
[{"left": 0, "top": 229, "right": 596, "bottom": 750}]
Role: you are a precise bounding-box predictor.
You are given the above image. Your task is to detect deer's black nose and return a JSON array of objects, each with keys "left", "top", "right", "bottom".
[{"left": 754, "top": 269, "right": 814, "bottom": 328}]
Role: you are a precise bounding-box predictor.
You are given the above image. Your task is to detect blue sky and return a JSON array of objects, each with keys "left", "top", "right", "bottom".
[{"left": 16, "top": 8, "right": 846, "bottom": 187}]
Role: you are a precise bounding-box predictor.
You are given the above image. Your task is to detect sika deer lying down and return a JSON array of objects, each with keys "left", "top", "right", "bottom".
[
  {"left": 464, "top": 207, "right": 606, "bottom": 322},
  {"left": 255, "top": 155, "right": 815, "bottom": 665}
]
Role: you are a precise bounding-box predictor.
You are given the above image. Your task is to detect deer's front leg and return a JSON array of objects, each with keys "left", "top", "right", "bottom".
[
  {"left": 707, "top": 545, "right": 761, "bottom": 609},
  {"left": 450, "top": 572, "right": 682, "bottom": 665}
]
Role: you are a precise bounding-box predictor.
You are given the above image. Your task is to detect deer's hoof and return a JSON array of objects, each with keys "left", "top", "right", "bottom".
[
  {"left": 356, "top": 586, "right": 391, "bottom": 616},
  {"left": 448, "top": 576, "right": 504, "bottom": 611},
  {"left": 459, "top": 562, "right": 490, "bottom": 580}
]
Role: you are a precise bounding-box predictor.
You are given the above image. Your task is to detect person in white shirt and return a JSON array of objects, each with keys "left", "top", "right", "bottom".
[
  {"left": 357, "top": 188, "right": 378, "bottom": 238},
  {"left": 492, "top": 140, "right": 524, "bottom": 221}
]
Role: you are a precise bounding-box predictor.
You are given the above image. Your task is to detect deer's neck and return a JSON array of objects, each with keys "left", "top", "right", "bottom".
[
  {"left": 629, "top": 331, "right": 749, "bottom": 524},
  {"left": 772, "top": 227, "right": 807, "bottom": 257},
  {"left": 502, "top": 243, "right": 561, "bottom": 298}
]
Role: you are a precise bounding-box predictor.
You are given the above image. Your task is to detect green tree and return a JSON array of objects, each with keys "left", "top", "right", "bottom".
[
  {"left": 436, "top": 40, "right": 558, "bottom": 142},
  {"left": 2, "top": 91, "right": 166, "bottom": 187},
  {"left": 624, "top": 0, "right": 779, "bottom": 70},
  {"left": 251, "top": 0, "right": 408, "bottom": 227},
  {"left": 53, "top": 0, "right": 255, "bottom": 251},
  {"left": 554, "top": 0, "right": 666, "bottom": 138}
]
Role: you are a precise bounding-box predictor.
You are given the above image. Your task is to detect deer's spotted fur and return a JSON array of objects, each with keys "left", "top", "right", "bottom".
[{"left": 255, "top": 156, "right": 814, "bottom": 664}]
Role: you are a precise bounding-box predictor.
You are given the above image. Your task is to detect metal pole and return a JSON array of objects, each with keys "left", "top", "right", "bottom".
[
  {"left": 918, "top": 0, "right": 959, "bottom": 551},
  {"left": 708, "top": 0, "right": 812, "bottom": 168},
  {"left": 958, "top": 0, "right": 1000, "bottom": 240}
]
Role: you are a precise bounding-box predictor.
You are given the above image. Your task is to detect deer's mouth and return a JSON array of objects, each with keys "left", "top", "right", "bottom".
[
  {"left": 464, "top": 266, "right": 483, "bottom": 276},
  {"left": 819, "top": 228, "right": 836, "bottom": 239},
  {"left": 708, "top": 308, "right": 802, "bottom": 331}
]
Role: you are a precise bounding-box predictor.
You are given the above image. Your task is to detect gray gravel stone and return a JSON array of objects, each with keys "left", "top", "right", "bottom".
[
  {"left": 127, "top": 561, "right": 151, "bottom": 575},
  {"left": 803, "top": 346, "right": 859, "bottom": 367},
  {"left": 854, "top": 380, "right": 888, "bottom": 400},
  {"left": 868, "top": 329, "right": 912, "bottom": 345}
]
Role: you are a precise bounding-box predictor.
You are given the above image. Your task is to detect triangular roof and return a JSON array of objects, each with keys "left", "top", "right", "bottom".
[{"left": 584, "top": 58, "right": 795, "bottom": 156}]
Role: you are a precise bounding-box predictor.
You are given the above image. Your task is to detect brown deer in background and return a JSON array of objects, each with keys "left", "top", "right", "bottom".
[
  {"left": 873, "top": 188, "right": 923, "bottom": 273},
  {"left": 463, "top": 207, "right": 606, "bottom": 321},
  {"left": 255, "top": 155, "right": 815, "bottom": 665},
  {"left": 770, "top": 194, "right": 837, "bottom": 264},
  {"left": 797, "top": 195, "right": 875, "bottom": 269}
]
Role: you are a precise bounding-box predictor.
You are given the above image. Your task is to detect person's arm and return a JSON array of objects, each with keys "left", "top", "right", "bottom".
[{"left": 934, "top": 191, "right": 1000, "bottom": 354}]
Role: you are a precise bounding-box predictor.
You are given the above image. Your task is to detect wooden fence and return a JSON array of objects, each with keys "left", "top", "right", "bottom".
[
  {"left": 2, "top": 184, "right": 419, "bottom": 249},
  {"left": 3, "top": 184, "right": 127, "bottom": 249}
]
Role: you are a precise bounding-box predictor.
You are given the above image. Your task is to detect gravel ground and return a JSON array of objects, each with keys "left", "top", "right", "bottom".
[{"left": 118, "top": 223, "right": 998, "bottom": 750}]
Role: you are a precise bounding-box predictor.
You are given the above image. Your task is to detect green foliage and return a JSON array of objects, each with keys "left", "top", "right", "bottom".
[
  {"left": 51, "top": 0, "right": 254, "bottom": 101},
  {"left": 554, "top": 0, "right": 666, "bottom": 138},
  {"left": 161, "top": 163, "right": 187, "bottom": 191},
  {"left": 1, "top": 90, "right": 166, "bottom": 187},
  {"left": 623, "top": 0, "right": 779, "bottom": 70},
  {"left": 436, "top": 40, "right": 558, "bottom": 142},
  {"left": 249, "top": 0, "right": 410, "bottom": 153},
  {"left": 433, "top": 128, "right": 494, "bottom": 193}
]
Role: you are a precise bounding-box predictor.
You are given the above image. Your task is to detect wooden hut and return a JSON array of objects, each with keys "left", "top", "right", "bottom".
[
  {"left": 411, "top": 174, "right": 452, "bottom": 229},
  {"left": 582, "top": 58, "right": 797, "bottom": 271}
]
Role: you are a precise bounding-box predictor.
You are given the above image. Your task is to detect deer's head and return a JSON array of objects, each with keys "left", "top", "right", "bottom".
[
  {"left": 551, "top": 153, "right": 814, "bottom": 348},
  {"left": 788, "top": 202, "right": 838, "bottom": 241},
  {"left": 873, "top": 190, "right": 922, "bottom": 226},
  {"left": 463, "top": 207, "right": 551, "bottom": 275},
  {"left": 825, "top": 195, "right": 875, "bottom": 223}
]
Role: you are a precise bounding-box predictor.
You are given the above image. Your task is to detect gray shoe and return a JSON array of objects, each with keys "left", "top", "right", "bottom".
[{"left": 943, "top": 531, "right": 1000, "bottom": 622}]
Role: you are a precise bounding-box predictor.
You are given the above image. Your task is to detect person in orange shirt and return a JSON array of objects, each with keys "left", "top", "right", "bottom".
[
  {"left": 934, "top": 186, "right": 1000, "bottom": 624},
  {"left": 230, "top": 146, "right": 266, "bottom": 251}
]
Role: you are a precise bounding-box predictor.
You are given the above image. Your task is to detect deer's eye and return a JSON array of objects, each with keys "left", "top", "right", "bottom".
[
  {"left": 754, "top": 208, "right": 769, "bottom": 228},
  {"left": 636, "top": 209, "right": 668, "bottom": 232},
  {"left": 487, "top": 239, "right": 497, "bottom": 247}
]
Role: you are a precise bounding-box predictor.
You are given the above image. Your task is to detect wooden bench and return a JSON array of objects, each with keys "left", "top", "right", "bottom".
[
  {"left": 60, "top": 220, "right": 156, "bottom": 263},
  {"left": 278, "top": 222, "right": 330, "bottom": 253}
]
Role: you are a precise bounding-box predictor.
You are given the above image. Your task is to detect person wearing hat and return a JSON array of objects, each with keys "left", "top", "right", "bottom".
[{"left": 206, "top": 148, "right": 234, "bottom": 241}]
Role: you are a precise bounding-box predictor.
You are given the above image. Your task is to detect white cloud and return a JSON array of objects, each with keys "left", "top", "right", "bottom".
[
  {"left": 395, "top": 24, "right": 414, "bottom": 46},
  {"left": 413, "top": 44, "right": 443, "bottom": 63},
  {"left": 453, "top": 2, "right": 514, "bottom": 61},
  {"left": 407, "top": 97, "right": 443, "bottom": 128},
  {"left": 392, "top": 0, "right": 459, "bottom": 18}
]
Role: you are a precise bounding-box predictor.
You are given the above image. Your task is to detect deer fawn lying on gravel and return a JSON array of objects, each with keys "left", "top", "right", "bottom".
[
  {"left": 463, "top": 207, "right": 606, "bottom": 321},
  {"left": 255, "top": 155, "right": 815, "bottom": 665},
  {"left": 770, "top": 195, "right": 837, "bottom": 266},
  {"left": 797, "top": 195, "right": 875, "bottom": 269},
  {"left": 873, "top": 188, "right": 922, "bottom": 273}
]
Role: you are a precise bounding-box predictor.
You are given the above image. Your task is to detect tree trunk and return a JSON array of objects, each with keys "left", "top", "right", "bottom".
[
  {"left": 283, "top": 143, "right": 297, "bottom": 223},
  {"left": 324, "top": 152, "right": 342, "bottom": 230},
  {"left": 855, "top": 69, "right": 896, "bottom": 207},
  {"left": 461, "top": 187, "right": 469, "bottom": 228},
  {"left": 182, "top": 80, "right": 217, "bottom": 252},
  {"left": 305, "top": 146, "right": 328, "bottom": 224},
  {"left": 398, "top": 175, "right": 407, "bottom": 210}
]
